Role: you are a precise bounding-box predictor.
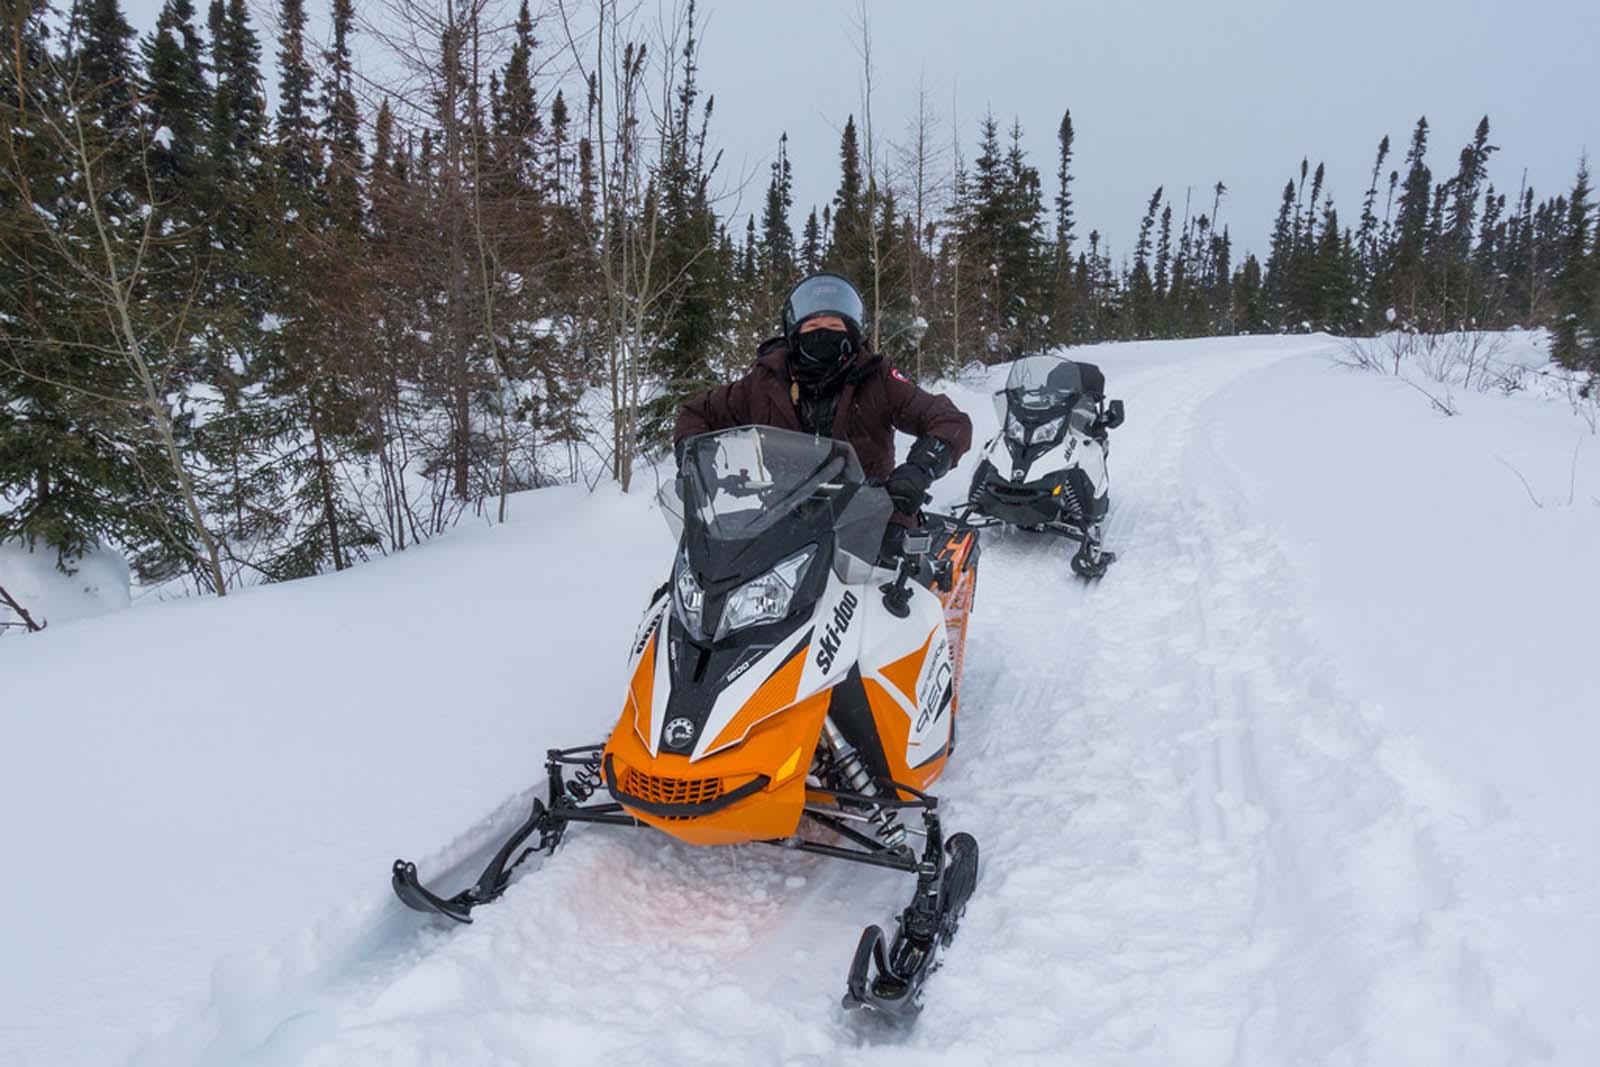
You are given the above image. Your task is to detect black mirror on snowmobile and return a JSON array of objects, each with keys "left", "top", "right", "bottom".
[{"left": 1104, "top": 399, "right": 1125, "bottom": 429}]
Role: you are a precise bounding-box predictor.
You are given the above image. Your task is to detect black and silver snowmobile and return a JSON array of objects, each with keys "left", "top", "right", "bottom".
[{"left": 962, "top": 354, "right": 1124, "bottom": 577}]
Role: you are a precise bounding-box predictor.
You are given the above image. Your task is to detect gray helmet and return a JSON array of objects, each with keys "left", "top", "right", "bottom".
[{"left": 781, "top": 272, "right": 867, "bottom": 344}]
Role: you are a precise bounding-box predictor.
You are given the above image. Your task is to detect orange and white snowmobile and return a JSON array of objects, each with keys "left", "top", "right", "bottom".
[{"left": 391, "top": 426, "right": 981, "bottom": 1018}]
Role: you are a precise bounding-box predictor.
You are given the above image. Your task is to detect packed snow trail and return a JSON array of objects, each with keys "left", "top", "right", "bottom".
[
  {"left": 106, "top": 336, "right": 1590, "bottom": 1067},
  {"left": 7, "top": 336, "right": 1596, "bottom": 1066}
]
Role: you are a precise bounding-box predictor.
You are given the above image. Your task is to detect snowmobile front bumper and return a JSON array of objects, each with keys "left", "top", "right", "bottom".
[{"left": 966, "top": 461, "right": 1068, "bottom": 528}]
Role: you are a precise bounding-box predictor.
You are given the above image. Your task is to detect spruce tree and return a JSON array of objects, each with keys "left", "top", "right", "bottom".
[
  {"left": 5, "top": 1, "right": 226, "bottom": 583},
  {"left": 1356, "top": 135, "right": 1391, "bottom": 295},
  {"left": 1000, "top": 119, "right": 1048, "bottom": 353},
  {"left": 1, "top": 2, "right": 129, "bottom": 562},
  {"left": 825, "top": 115, "right": 872, "bottom": 287},
  {"left": 759, "top": 132, "right": 796, "bottom": 293},
  {"left": 1587, "top": 219, "right": 1600, "bottom": 372},
  {"left": 70, "top": 0, "right": 138, "bottom": 136},
  {"left": 321, "top": 0, "right": 363, "bottom": 230},
  {"left": 274, "top": 0, "right": 318, "bottom": 190},
  {"left": 641, "top": 0, "right": 724, "bottom": 445},
  {"left": 141, "top": 0, "right": 212, "bottom": 203},
  {"left": 545, "top": 88, "right": 570, "bottom": 204},
  {"left": 1129, "top": 187, "right": 1163, "bottom": 337},
  {"left": 1154, "top": 202, "right": 1173, "bottom": 333},
  {"left": 1551, "top": 161, "right": 1594, "bottom": 369},
  {"left": 1262, "top": 180, "right": 1295, "bottom": 328},
  {"left": 1054, "top": 109, "right": 1076, "bottom": 256},
  {"left": 800, "top": 208, "right": 822, "bottom": 273},
  {"left": 1448, "top": 117, "right": 1496, "bottom": 260},
  {"left": 250, "top": 0, "right": 374, "bottom": 576},
  {"left": 498, "top": 0, "right": 542, "bottom": 197},
  {"left": 1233, "top": 253, "right": 1265, "bottom": 332},
  {"left": 1390, "top": 116, "right": 1433, "bottom": 325},
  {"left": 1050, "top": 108, "right": 1077, "bottom": 343}
]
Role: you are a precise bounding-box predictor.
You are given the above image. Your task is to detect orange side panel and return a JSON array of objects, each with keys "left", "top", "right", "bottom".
[
  {"left": 879, "top": 629, "right": 935, "bottom": 708},
  {"left": 863, "top": 676, "right": 947, "bottom": 793},
  {"left": 935, "top": 530, "right": 979, "bottom": 721},
  {"left": 942, "top": 569, "right": 977, "bottom": 719},
  {"left": 704, "top": 642, "right": 809, "bottom": 752}
]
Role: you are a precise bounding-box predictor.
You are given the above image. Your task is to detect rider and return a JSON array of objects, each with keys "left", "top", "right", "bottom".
[{"left": 675, "top": 272, "right": 972, "bottom": 562}]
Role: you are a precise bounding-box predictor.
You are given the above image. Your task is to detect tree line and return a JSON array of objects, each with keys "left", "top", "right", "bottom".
[{"left": 3, "top": 0, "right": 1597, "bottom": 596}]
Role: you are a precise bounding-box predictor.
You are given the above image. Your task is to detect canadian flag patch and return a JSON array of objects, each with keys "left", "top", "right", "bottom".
[{"left": 890, "top": 367, "right": 910, "bottom": 383}]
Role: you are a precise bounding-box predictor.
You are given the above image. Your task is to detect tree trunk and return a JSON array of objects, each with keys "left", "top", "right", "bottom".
[{"left": 307, "top": 389, "right": 346, "bottom": 571}]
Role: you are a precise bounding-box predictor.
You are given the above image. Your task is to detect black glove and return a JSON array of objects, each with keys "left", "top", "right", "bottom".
[
  {"left": 885, "top": 461, "right": 933, "bottom": 517},
  {"left": 885, "top": 436, "right": 953, "bottom": 517}
]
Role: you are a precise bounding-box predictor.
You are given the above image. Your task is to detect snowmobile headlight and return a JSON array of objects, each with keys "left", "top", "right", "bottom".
[
  {"left": 1004, "top": 412, "right": 1026, "bottom": 444},
  {"left": 1030, "top": 413, "right": 1067, "bottom": 444},
  {"left": 716, "top": 546, "right": 815, "bottom": 640},
  {"left": 673, "top": 549, "right": 705, "bottom": 638}
]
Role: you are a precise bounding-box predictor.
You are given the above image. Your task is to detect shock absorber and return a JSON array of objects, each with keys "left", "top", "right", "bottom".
[{"left": 821, "top": 718, "right": 907, "bottom": 850}]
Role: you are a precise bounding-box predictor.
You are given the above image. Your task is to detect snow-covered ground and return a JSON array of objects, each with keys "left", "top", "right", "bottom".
[
  {"left": 2, "top": 334, "right": 1596, "bottom": 1066},
  {"left": 0, "top": 540, "right": 130, "bottom": 630}
]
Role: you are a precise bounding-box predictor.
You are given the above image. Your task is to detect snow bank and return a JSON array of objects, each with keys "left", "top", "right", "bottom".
[
  {"left": 0, "top": 539, "right": 130, "bottom": 631},
  {"left": 0, "top": 484, "right": 666, "bottom": 1067}
]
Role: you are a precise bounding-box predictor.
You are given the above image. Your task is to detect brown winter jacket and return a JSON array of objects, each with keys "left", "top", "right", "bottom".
[{"left": 674, "top": 338, "right": 973, "bottom": 482}]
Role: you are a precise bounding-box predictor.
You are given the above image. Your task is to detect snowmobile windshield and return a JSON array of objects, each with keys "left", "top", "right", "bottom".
[
  {"left": 994, "top": 356, "right": 1097, "bottom": 470},
  {"left": 660, "top": 426, "right": 891, "bottom": 587},
  {"left": 1003, "top": 355, "right": 1085, "bottom": 412}
]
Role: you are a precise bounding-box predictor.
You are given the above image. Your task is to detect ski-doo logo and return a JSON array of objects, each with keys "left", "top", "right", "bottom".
[
  {"left": 663, "top": 717, "right": 696, "bottom": 750},
  {"left": 814, "top": 591, "right": 860, "bottom": 673}
]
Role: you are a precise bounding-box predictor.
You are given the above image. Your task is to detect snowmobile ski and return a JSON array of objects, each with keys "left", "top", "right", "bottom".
[
  {"left": 1069, "top": 524, "right": 1116, "bottom": 579},
  {"left": 843, "top": 828, "right": 980, "bottom": 1018},
  {"left": 391, "top": 746, "right": 632, "bottom": 923}
]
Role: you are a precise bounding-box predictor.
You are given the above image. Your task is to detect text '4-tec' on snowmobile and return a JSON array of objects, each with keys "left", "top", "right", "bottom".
[
  {"left": 391, "top": 426, "right": 982, "bottom": 1020},
  {"left": 962, "top": 354, "right": 1124, "bottom": 578}
]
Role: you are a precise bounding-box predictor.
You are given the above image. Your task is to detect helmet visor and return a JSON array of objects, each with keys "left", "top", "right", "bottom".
[{"left": 784, "top": 274, "right": 865, "bottom": 337}]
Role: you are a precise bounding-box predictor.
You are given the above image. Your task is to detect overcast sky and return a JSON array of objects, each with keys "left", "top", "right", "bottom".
[{"left": 123, "top": 0, "right": 1598, "bottom": 260}]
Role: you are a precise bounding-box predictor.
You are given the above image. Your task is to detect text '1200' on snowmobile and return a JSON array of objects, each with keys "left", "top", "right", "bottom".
[
  {"left": 390, "top": 426, "right": 982, "bottom": 1019},
  {"left": 963, "top": 354, "right": 1124, "bottom": 577}
]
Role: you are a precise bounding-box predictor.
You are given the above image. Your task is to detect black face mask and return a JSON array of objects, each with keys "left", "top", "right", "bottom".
[{"left": 791, "top": 328, "right": 853, "bottom": 387}]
